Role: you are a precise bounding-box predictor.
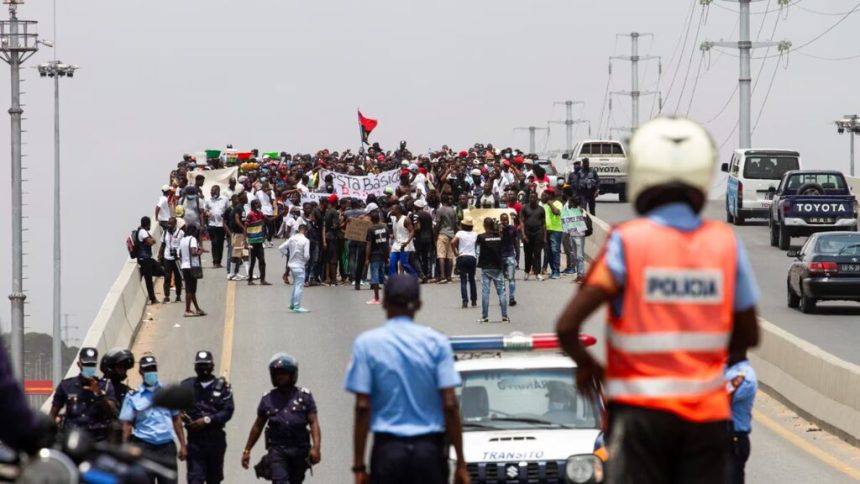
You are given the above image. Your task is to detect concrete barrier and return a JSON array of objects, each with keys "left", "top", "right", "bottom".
[{"left": 583, "top": 212, "right": 860, "bottom": 442}]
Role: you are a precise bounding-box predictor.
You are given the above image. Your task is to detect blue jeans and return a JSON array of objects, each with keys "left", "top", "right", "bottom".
[
  {"left": 571, "top": 235, "right": 585, "bottom": 276},
  {"left": 481, "top": 268, "right": 507, "bottom": 319},
  {"left": 389, "top": 251, "right": 417, "bottom": 277},
  {"left": 290, "top": 266, "right": 305, "bottom": 308},
  {"left": 548, "top": 231, "right": 562, "bottom": 275},
  {"left": 369, "top": 260, "right": 386, "bottom": 286},
  {"left": 456, "top": 256, "right": 477, "bottom": 304},
  {"left": 503, "top": 256, "right": 517, "bottom": 301}
]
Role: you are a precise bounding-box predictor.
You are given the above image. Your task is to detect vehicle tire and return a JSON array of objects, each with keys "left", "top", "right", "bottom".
[
  {"left": 797, "top": 182, "right": 826, "bottom": 196},
  {"left": 799, "top": 286, "right": 816, "bottom": 314},
  {"left": 778, "top": 223, "right": 791, "bottom": 250},
  {"left": 733, "top": 210, "right": 745, "bottom": 226},
  {"left": 769, "top": 220, "right": 778, "bottom": 247},
  {"left": 787, "top": 280, "right": 799, "bottom": 308}
]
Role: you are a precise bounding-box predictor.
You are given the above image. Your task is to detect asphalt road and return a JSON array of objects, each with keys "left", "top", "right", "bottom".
[
  {"left": 595, "top": 198, "right": 860, "bottom": 364},
  {"left": 132, "top": 240, "right": 860, "bottom": 483}
]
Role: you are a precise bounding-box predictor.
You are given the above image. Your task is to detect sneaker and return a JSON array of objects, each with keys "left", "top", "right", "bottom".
[
  {"left": 175, "top": 296, "right": 182, "bottom": 303},
  {"left": 524, "top": 273, "right": 530, "bottom": 281},
  {"left": 501, "top": 316, "right": 511, "bottom": 323},
  {"left": 292, "top": 307, "right": 310, "bottom": 313},
  {"left": 234, "top": 274, "right": 248, "bottom": 281},
  {"left": 462, "top": 301, "right": 468, "bottom": 309},
  {"left": 550, "top": 273, "right": 561, "bottom": 280},
  {"left": 562, "top": 269, "right": 576, "bottom": 275},
  {"left": 289, "top": 305, "right": 295, "bottom": 310},
  {"left": 536, "top": 275, "right": 544, "bottom": 282},
  {"left": 162, "top": 297, "right": 170, "bottom": 304},
  {"left": 477, "top": 317, "right": 489, "bottom": 323},
  {"left": 227, "top": 274, "right": 236, "bottom": 280},
  {"left": 366, "top": 299, "right": 381, "bottom": 305},
  {"left": 471, "top": 301, "right": 477, "bottom": 307},
  {"left": 509, "top": 299, "right": 517, "bottom": 307}
]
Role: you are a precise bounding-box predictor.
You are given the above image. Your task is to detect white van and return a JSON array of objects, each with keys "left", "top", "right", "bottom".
[{"left": 722, "top": 149, "right": 802, "bottom": 225}]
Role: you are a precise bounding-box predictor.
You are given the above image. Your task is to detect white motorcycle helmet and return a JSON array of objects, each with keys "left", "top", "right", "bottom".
[{"left": 627, "top": 117, "right": 717, "bottom": 214}]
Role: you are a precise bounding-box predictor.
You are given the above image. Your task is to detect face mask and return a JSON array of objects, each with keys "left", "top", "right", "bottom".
[
  {"left": 143, "top": 372, "right": 159, "bottom": 387},
  {"left": 196, "top": 368, "right": 214, "bottom": 382},
  {"left": 81, "top": 366, "right": 97, "bottom": 379}
]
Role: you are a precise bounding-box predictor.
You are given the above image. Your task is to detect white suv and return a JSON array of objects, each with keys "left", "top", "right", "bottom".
[{"left": 451, "top": 332, "right": 605, "bottom": 484}]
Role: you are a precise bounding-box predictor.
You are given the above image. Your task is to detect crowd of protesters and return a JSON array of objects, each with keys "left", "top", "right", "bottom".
[{"left": 133, "top": 141, "right": 594, "bottom": 316}]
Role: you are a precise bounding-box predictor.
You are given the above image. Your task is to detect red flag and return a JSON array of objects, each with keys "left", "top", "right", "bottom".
[{"left": 358, "top": 111, "right": 378, "bottom": 144}]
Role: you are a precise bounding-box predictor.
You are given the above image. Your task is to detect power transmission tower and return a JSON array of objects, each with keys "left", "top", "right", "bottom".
[
  {"left": 550, "top": 101, "right": 589, "bottom": 154},
  {"left": 610, "top": 32, "right": 661, "bottom": 132},
  {"left": 0, "top": 0, "right": 40, "bottom": 380},
  {"left": 514, "top": 126, "right": 549, "bottom": 155},
  {"left": 701, "top": 0, "right": 790, "bottom": 149}
]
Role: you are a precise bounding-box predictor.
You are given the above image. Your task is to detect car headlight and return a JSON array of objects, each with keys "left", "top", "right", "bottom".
[{"left": 565, "top": 454, "right": 603, "bottom": 483}]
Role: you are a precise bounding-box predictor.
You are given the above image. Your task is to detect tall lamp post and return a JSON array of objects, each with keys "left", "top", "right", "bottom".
[
  {"left": 835, "top": 115, "right": 859, "bottom": 178},
  {"left": 37, "top": 59, "right": 77, "bottom": 386},
  {"left": 0, "top": 0, "right": 39, "bottom": 380}
]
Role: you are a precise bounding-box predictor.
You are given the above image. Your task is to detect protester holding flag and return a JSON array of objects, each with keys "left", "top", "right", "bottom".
[{"left": 245, "top": 199, "right": 271, "bottom": 286}]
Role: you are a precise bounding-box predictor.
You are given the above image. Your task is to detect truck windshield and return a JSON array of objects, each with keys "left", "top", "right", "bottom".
[
  {"left": 743, "top": 155, "right": 799, "bottom": 180},
  {"left": 457, "top": 367, "right": 599, "bottom": 430}
]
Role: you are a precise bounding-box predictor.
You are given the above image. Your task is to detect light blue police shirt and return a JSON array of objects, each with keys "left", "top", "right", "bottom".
[
  {"left": 603, "top": 202, "right": 760, "bottom": 313},
  {"left": 344, "top": 316, "right": 462, "bottom": 437},
  {"left": 119, "top": 383, "right": 178, "bottom": 445},
  {"left": 725, "top": 359, "right": 757, "bottom": 432}
]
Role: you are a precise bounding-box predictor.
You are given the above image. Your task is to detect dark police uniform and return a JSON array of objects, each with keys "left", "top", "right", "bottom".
[
  {"left": 257, "top": 386, "right": 317, "bottom": 484},
  {"left": 52, "top": 374, "right": 117, "bottom": 441},
  {"left": 181, "top": 375, "right": 235, "bottom": 483}
]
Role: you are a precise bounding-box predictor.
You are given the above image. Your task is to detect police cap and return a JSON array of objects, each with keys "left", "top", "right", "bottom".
[
  {"left": 79, "top": 347, "right": 99, "bottom": 365},
  {"left": 194, "top": 351, "right": 214, "bottom": 365},
  {"left": 139, "top": 355, "right": 158, "bottom": 370}
]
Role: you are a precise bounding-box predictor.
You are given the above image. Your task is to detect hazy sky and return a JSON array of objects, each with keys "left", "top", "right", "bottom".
[{"left": 0, "top": 0, "right": 857, "bottom": 341}]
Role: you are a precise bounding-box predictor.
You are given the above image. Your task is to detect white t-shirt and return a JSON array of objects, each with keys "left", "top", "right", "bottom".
[
  {"left": 455, "top": 230, "right": 478, "bottom": 258},
  {"left": 179, "top": 236, "right": 200, "bottom": 269},
  {"left": 162, "top": 228, "right": 185, "bottom": 261},
  {"left": 412, "top": 173, "right": 428, "bottom": 197},
  {"left": 256, "top": 190, "right": 274, "bottom": 216},
  {"left": 285, "top": 233, "right": 311, "bottom": 270},
  {"left": 156, "top": 196, "right": 171, "bottom": 222},
  {"left": 205, "top": 197, "right": 228, "bottom": 227}
]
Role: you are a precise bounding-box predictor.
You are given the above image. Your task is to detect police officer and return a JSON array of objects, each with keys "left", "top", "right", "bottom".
[
  {"left": 120, "top": 354, "right": 188, "bottom": 484},
  {"left": 181, "top": 351, "right": 235, "bottom": 484},
  {"left": 556, "top": 118, "right": 760, "bottom": 484},
  {"left": 101, "top": 348, "right": 135, "bottom": 407},
  {"left": 241, "top": 353, "right": 321, "bottom": 484},
  {"left": 50, "top": 347, "right": 118, "bottom": 442}
]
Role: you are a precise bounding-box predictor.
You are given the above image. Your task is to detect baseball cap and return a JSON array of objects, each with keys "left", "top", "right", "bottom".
[
  {"left": 194, "top": 351, "right": 214, "bottom": 365},
  {"left": 365, "top": 202, "right": 379, "bottom": 213},
  {"left": 328, "top": 194, "right": 338, "bottom": 203},
  {"left": 384, "top": 274, "right": 420, "bottom": 308},
  {"left": 414, "top": 199, "right": 427, "bottom": 208},
  {"left": 79, "top": 347, "right": 98, "bottom": 365},
  {"left": 161, "top": 184, "right": 171, "bottom": 192},
  {"left": 139, "top": 355, "right": 158, "bottom": 369},
  {"left": 470, "top": 168, "right": 481, "bottom": 176}
]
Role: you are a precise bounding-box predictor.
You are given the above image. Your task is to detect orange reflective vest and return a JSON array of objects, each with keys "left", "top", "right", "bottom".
[{"left": 605, "top": 218, "right": 737, "bottom": 422}]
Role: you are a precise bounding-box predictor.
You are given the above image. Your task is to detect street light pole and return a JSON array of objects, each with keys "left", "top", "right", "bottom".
[
  {"left": 0, "top": 0, "right": 39, "bottom": 380},
  {"left": 37, "top": 59, "right": 78, "bottom": 386}
]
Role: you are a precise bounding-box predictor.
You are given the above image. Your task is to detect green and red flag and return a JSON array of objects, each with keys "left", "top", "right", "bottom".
[{"left": 358, "top": 110, "right": 378, "bottom": 144}]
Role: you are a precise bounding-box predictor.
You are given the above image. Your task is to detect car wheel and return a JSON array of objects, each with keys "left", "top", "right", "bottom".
[
  {"left": 786, "top": 280, "right": 799, "bottom": 308},
  {"left": 619, "top": 189, "right": 627, "bottom": 203},
  {"left": 769, "top": 220, "right": 778, "bottom": 247},
  {"left": 778, "top": 223, "right": 791, "bottom": 250},
  {"left": 799, "top": 287, "right": 816, "bottom": 314}
]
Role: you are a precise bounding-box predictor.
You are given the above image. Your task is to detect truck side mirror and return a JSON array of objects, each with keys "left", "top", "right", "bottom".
[
  {"left": 561, "top": 153, "right": 570, "bottom": 160},
  {"left": 720, "top": 163, "right": 729, "bottom": 173}
]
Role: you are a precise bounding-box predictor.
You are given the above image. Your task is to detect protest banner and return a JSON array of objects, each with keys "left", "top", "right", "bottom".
[
  {"left": 463, "top": 208, "right": 516, "bottom": 235},
  {"left": 185, "top": 167, "right": 238, "bottom": 196},
  {"left": 321, "top": 168, "right": 400, "bottom": 199},
  {"left": 561, "top": 206, "right": 588, "bottom": 236},
  {"left": 345, "top": 217, "right": 373, "bottom": 242}
]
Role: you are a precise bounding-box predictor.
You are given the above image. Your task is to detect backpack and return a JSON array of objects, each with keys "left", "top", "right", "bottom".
[{"left": 127, "top": 228, "right": 141, "bottom": 259}]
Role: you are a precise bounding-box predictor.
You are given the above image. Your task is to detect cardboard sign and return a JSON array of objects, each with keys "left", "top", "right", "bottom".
[
  {"left": 345, "top": 217, "right": 373, "bottom": 242},
  {"left": 562, "top": 207, "right": 588, "bottom": 236},
  {"left": 463, "top": 208, "right": 516, "bottom": 235}
]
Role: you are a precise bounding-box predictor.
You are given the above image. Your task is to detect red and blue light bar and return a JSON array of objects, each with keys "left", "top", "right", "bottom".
[{"left": 449, "top": 332, "right": 597, "bottom": 352}]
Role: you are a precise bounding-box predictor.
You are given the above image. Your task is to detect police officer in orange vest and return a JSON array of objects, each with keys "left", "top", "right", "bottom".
[{"left": 556, "top": 117, "right": 760, "bottom": 484}]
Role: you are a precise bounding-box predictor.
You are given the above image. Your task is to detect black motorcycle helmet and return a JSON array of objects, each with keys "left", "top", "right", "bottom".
[
  {"left": 100, "top": 348, "right": 135, "bottom": 380},
  {"left": 268, "top": 353, "right": 298, "bottom": 387}
]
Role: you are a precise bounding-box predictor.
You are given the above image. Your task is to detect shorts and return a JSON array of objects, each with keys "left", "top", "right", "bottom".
[
  {"left": 231, "top": 234, "right": 246, "bottom": 258},
  {"left": 182, "top": 268, "right": 198, "bottom": 293},
  {"left": 435, "top": 233, "right": 455, "bottom": 260},
  {"left": 325, "top": 237, "right": 342, "bottom": 263},
  {"left": 369, "top": 260, "right": 385, "bottom": 285}
]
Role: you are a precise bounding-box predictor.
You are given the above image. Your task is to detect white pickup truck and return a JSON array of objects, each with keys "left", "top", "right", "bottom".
[{"left": 564, "top": 140, "right": 629, "bottom": 202}]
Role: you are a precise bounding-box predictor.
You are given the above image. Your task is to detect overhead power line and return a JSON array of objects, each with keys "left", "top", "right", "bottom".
[
  {"left": 752, "top": 53, "right": 783, "bottom": 134},
  {"left": 659, "top": 0, "right": 698, "bottom": 114}
]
